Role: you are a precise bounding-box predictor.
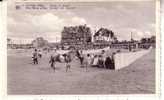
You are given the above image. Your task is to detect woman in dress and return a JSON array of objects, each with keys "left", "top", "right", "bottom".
[
  {"left": 92, "top": 55, "right": 99, "bottom": 67},
  {"left": 105, "top": 56, "right": 112, "bottom": 69}
]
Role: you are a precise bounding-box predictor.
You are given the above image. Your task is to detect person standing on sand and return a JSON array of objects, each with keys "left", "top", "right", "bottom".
[
  {"left": 79, "top": 50, "right": 84, "bottom": 67},
  {"left": 90, "top": 54, "right": 94, "bottom": 65},
  {"left": 86, "top": 54, "right": 92, "bottom": 67},
  {"left": 49, "top": 55, "right": 55, "bottom": 71},
  {"left": 101, "top": 50, "right": 106, "bottom": 66},
  {"left": 98, "top": 55, "right": 104, "bottom": 68},
  {"left": 105, "top": 56, "right": 112, "bottom": 69},
  {"left": 32, "top": 49, "right": 38, "bottom": 64},
  {"left": 92, "top": 55, "right": 98, "bottom": 67},
  {"left": 65, "top": 53, "right": 72, "bottom": 72},
  {"left": 38, "top": 50, "right": 42, "bottom": 58},
  {"left": 83, "top": 54, "right": 92, "bottom": 71},
  {"left": 111, "top": 52, "right": 115, "bottom": 69}
]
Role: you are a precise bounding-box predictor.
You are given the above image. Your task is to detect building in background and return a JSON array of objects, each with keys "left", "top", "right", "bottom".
[
  {"left": 7, "top": 38, "right": 33, "bottom": 49},
  {"left": 93, "top": 28, "right": 115, "bottom": 43},
  {"left": 61, "top": 24, "right": 92, "bottom": 49},
  {"left": 92, "top": 28, "right": 116, "bottom": 48}
]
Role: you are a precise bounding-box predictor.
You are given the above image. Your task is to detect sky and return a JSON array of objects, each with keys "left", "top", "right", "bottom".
[{"left": 7, "top": 0, "right": 156, "bottom": 43}]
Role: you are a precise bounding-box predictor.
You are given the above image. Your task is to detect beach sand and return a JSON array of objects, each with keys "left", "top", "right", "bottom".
[{"left": 7, "top": 49, "right": 155, "bottom": 94}]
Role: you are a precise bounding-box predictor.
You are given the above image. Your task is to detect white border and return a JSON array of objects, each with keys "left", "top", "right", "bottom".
[{"left": 0, "top": 0, "right": 161, "bottom": 100}]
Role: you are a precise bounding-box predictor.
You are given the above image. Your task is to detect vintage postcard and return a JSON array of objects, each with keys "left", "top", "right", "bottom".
[{"left": 0, "top": 0, "right": 161, "bottom": 100}]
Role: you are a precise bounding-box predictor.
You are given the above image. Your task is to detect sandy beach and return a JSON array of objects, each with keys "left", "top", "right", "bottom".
[{"left": 7, "top": 49, "right": 155, "bottom": 94}]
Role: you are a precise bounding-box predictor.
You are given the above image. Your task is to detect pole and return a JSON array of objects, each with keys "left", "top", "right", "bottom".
[
  {"left": 129, "top": 32, "right": 132, "bottom": 52},
  {"left": 131, "top": 32, "right": 132, "bottom": 41}
]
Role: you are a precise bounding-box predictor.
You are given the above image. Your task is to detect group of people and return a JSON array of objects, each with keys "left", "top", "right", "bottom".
[
  {"left": 32, "top": 48, "right": 116, "bottom": 72},
  {"left": 76, "top": 50, "right": 115, "bottom": 70},
  {"left": 32, "top": 49, "right": 42, "bottom": 64},
  {"left": 32, "top": 48, "right": 72, "bottom": 72},
  {"left": 49, "top": 49, "right": 72, "bottom": 72}
]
